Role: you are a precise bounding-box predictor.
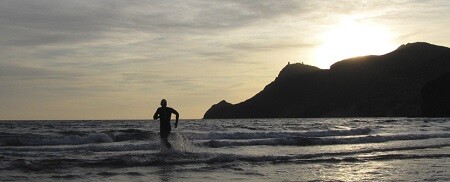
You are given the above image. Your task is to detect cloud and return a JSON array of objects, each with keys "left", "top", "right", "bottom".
[
  {"left": 228, "top": 42, "right": 317, "bottom": 52},
  {"left": 0, "top": 0, "right": 309, "bottom": 69},
  {"left": 1, "top": 0, "right": 450, "bottom": 119},
  {"left": 120, "top": 0, "right": 302, "bottom": 32},
  {"left": 0, "top": 63, "right": 79, "bottom": 80},
  {"left": 0, "top": 1, "right": 121, "bottom": 47},
  {"left": 0, "top": 0, "right": 304, "bottom": 48}
]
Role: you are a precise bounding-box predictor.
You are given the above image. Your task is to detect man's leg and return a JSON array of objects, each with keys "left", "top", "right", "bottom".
[{"left": 160, "top": 132, "right": 172, "bottom": 149}]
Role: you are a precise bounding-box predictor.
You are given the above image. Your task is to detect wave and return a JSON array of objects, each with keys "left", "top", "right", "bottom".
[
  {"left": 104, "top": 129, "right": 156, "bottom": 142},
  {"left": 0, "top": 125, "right": 450, "bottom": 151},
  {"left": 0, "top": 133, "right": 113, "bottom": 147},
  {"left": 183, "top": 127, "right": 372, "bottom": 140},
  {"left": 1, "top": 127, "right": 447, "bottom": 149},
  {"left": 0, "top": 127, "right": 371, "bottom": 147},
  {"left": 2, "top": 133, "right": 449, "bottom": 155},
  {"left": 201, "top": 133, "right": 450, "bottom": 148},
  {"left": 4, "top": 145, "right": 450, "bottom": 171},
  {"left": 0, "top": 129, "right": 159, "bottom": 147},
  {"left": 0, "top": 142, "right": 160, "bottom": 153}
]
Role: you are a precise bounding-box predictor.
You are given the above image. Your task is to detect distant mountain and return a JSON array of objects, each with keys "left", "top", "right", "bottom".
[
  {"left": 421, "top": 71, "right": 450, "bottom": 117},
  {"left": 204, "top": 42, "right": 450, "bottom": 118}
]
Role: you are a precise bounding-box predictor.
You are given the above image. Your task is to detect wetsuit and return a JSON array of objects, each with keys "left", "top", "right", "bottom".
[{"left": 153, "top": 106, "right": 179, "bottom": 148}]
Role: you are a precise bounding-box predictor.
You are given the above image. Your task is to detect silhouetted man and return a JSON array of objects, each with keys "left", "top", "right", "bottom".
[{"left": 153, "top": 99, "right": 179, "bottom": 149}]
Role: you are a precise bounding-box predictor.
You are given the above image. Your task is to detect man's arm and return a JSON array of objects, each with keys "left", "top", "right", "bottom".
[
  {"left": 153, "top": 108, "right": 160, "bottom": 120},
  {"left": 172, "top": 109, "right": 179, "bottom": 128}
]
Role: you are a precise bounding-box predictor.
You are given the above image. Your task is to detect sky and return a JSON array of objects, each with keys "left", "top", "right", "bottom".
[{"left": 1, "top": 0, "right": 450, "bottom": 120}]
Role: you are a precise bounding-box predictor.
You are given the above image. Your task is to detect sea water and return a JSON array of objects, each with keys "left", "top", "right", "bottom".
[{"left": 0, "top": 118, "right": 449, "bottom": 181}]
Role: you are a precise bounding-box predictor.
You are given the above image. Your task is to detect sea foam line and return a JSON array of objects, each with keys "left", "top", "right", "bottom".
[
  {"left": 4, "top": 143, "right": 449, "bottom": 170},
  {"left": 0, "top": 127, "right": 371, "bottom": 147},
  {"left": 200, "top": 132, "right": 450, "bottom": 148},
  {"left": 0, "top": 133, "right": 113, "bottom": 147},
  {"left": 184, "top": 127, "right": 372, "bottom": 140}
]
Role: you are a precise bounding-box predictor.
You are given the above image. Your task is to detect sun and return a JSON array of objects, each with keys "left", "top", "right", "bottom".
[{"left": 314, "top": 16, "right": 397, "bottom": 69}]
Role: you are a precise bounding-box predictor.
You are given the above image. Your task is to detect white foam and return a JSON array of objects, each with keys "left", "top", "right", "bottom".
[
  {"left": 184, "top": 127, "right": 372, "bottom": 140},
  {"left": 171, "top": 131, "right": 196, "bottom": 152},
  {"left": 0, "top": 127, "right": 372, "bottom": 147},
  {"left": 0, "top": 133, "right": 113, "bottom": 147},
  {"left": 199, "top": 132, "right": 450, "bottom": 148}
]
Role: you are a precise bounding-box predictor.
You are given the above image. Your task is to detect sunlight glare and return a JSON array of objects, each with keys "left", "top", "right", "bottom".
[{"left": 315, "top": 17, "right": 397, "bottom": 69}]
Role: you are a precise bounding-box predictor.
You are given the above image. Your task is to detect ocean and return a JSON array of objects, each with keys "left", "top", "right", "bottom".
[{"left": 0, "top": 118, "right": 449, "bottom": 181}]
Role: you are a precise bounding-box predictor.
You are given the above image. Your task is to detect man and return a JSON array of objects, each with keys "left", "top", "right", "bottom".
[{"left": 153, "top": 99, "right": 179, "bottom": 148}]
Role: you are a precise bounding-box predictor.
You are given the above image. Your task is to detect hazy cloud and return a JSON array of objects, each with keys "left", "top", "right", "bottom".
[
  {"left": 1, "top": 0, "right": 450, "bottom": 119},
  {"left": 0, "top": 63, "right": 79, "bottom": 80}
]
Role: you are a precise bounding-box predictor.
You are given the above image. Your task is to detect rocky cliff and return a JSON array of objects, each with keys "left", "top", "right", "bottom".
[
  {"left": 421, "top": 71, "right": 450, "bottom": 117},
  {"left": 204, "top": 42, "right": 450, "bottom": 118}
]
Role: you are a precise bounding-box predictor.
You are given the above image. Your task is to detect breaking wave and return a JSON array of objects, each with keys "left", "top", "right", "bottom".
[
  {"left": 0, "top": 127, "right": 372, "bottom": 147},
  {"left": 0, "top": 133, "right": 113, "bottom": 147},
  {"left": 4, "top": 144, "right": 450, "bottom": 171},
  {"left": 201, "top": 133, "right": 450, "bottom": 148}
]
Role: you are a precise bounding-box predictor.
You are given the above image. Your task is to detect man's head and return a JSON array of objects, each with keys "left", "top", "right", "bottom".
[{"left": 160, "top": 99, "right": 167, "bottom": 107}]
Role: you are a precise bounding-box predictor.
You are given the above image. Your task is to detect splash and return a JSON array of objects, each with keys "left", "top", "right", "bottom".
[
  {"left": 171, "top": 130, "right": 196, "bottom": 152},
  {"left": 159, "top": 130, "right": 196, "bottom": 154}
]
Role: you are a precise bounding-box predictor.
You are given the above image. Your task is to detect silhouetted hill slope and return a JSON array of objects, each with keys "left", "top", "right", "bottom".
[
  {"left": 421, "top": 71, "right": 450, "bottom": 117},
  {"left": 204, "top": 42, "right": 450, "bottom": 118}
]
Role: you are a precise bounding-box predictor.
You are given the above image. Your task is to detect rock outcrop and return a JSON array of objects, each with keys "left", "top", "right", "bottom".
[
  {"left": 421, "top": 71, "right": 450, "bottom": 117},
  {"left": 204, "top": 42, "right": 450, "bottom": 118}
]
